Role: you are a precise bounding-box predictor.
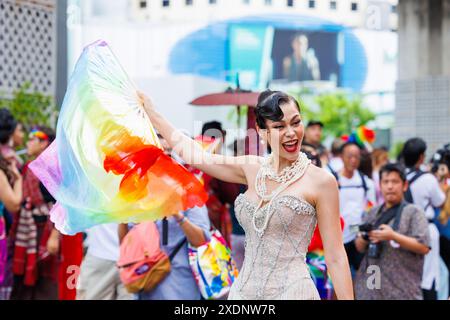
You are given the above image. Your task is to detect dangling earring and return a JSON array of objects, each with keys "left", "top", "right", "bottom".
[{"left": 260, "top": 139, "right": 265, "bottom": 145}]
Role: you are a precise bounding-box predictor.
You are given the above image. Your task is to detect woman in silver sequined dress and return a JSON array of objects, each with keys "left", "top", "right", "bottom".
[{"left": 139, "top": 89, "right": 353, "bottom": 300}]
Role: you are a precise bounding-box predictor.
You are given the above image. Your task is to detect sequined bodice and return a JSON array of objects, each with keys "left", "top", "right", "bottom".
[{"left": 229, "top": 193, "right": 320, "bottom": 300}]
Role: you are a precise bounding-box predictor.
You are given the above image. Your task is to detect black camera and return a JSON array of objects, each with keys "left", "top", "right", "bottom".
[
  {"left": 352, "top": 223, "right": 374, "bottom": 241},
  {"left": 351, "top": 223, "right": 383, "bottom": 259},
  {"left": 358, "top": 223, "right": 374, "bottom": 233}
]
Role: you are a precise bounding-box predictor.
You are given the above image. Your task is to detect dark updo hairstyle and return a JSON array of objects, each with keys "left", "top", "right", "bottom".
[
  {"left": 0, "top": 108, "right": 18, "bottom": 145},
  {"left": 254, "top": 90, "right": 300, "bottom": 129}
]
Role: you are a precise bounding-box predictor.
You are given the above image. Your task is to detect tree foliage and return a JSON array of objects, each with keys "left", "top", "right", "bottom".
[
  {"left": 0, "top": 82, "right": 58, "bottom": 130},
  {"left": 293, "top": 91, "right": 376, "bottom": 139}
]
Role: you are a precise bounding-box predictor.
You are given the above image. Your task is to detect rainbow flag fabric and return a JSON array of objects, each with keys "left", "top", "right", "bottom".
[{"left": 29, "top": 40, "right": 208, "bottom": 235}]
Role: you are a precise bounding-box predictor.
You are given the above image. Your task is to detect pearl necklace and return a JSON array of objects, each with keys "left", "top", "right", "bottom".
[
  {"left": 255, "top": 153, "right": 310, "bottom": 201},
  {"left": 252, "top": 152, "right": 311, "bottom": 236}
]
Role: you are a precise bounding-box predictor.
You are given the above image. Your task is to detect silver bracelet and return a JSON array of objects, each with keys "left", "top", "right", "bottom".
[{"left": 177, "top": 215, "right": 187, "bottom": 225}]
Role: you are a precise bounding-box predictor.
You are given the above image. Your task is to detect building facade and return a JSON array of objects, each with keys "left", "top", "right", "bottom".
[
  {"left": 394, "top": 0, "right": 450, "bottom": 154},
  {"left": 0, "top": 0, "right": 67, "bottom": 106},
  {"left": 130, "top": 0, "right": 398, "bottom": 31},
  {"left": 68, "top": 0, "right": 398, "bottom": 143}
]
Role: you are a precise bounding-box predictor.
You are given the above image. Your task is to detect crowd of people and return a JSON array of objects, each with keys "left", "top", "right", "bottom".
[
  {"left": 1, "top": 88, "right": 450, "bottom": 300},
  {"left": 0, "top": 107, "right": 85, "bottom": 300},
  {"left": 301, "top": 120, "right": 449, "bottom": 300}
]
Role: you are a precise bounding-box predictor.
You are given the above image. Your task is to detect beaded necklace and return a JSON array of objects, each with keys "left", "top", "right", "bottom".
[{"left": 252, "top": 152, "right": 311, "bottom": 235}]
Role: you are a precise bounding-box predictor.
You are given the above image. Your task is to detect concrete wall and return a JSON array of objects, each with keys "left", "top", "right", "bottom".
[
  {"left": 394, "top": 0, "right": 450, "bottom": 155},
  {"left": 397, "top": 0, "right": 450, "bottom": 80}
]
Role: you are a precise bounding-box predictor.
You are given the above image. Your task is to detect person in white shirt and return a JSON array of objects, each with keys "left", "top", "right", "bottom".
[
  {"left": 400, "top": 137, "right": 446, "bottom": 300},
  {"left": 76, "top": 223, "right": 133, "bottom": 300},
  {"left": 328, "top": 142, "right": 376, "bottom": 273},
  {"left": 326, "top": 138, "right": 344, "bottom": 174}
]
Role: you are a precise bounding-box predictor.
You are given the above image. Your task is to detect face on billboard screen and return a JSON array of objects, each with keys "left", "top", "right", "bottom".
[{"left": 271, "top": 30, "right": 340, "bottom": 85}]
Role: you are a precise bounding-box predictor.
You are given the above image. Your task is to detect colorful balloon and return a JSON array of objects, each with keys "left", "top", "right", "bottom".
[{"left": 29, "top": 40, "right": 208, "bottom": 235}]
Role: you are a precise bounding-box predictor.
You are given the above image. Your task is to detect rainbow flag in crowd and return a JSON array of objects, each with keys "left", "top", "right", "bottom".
[{"left": 341, "top": 125, "right": 376, "bottom": 150}]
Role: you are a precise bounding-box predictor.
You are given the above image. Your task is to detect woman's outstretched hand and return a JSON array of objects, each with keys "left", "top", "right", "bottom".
[{"left": 137, "top": 91, "right": 156, "bottom": 116}]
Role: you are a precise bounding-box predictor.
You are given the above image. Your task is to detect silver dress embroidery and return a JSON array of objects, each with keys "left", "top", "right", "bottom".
[{"left": 228, "top": 194, "right": 320, "bottom": 300}]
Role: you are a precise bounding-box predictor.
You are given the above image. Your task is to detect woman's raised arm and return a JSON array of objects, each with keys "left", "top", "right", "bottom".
[{"left": 138, "top": 92, "right": 259, "bottom": 185}]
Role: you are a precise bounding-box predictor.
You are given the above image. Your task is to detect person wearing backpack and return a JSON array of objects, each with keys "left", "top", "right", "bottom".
[
  {"left": 400, "top": 138, "right": 446, "bottom": 300},
  {"left": 118, "top": 205, "right": 210, "bottom": 300},
  {"left": 330, "top": 142, "right": 376, "bottom": 273}
]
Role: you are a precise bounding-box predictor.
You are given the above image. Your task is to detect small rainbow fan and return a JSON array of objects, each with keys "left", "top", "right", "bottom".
[
  {"left": 341, "top": 125, "right": 376, "bottom": 150},
  {"left": 29, "top": 40, "right": 208, "bottom": 235}
]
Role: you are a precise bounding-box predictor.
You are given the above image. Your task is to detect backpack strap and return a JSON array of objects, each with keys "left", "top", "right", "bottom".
[
  {"left": 404, "top": 169, "right": 426, "bottom": 204},
  {"left": 358, "top": 171, "right": 368, "bottom": 193},
  {"left": 327, "top": 164, "right": 340, "bottom": 188},
  {"left": 358, "top": 170, "right": 369, "bottom": 199},
  {"left": 168, "top": 237, "right": 187, "bottom": 261},
  {"left": 334, "top": 170, "right": 368, "bottom": 201},
  {"left": 162, "top": 217, "right": 187, "bottom": 261},
  {"left": 162, "top": 217, "right": 168, "bottom": 246},
  {"left": 408, "top": 170, "right": 426, "bottom": 185}
]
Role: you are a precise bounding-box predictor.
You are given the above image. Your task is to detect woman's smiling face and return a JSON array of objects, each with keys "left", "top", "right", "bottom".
[{"left": 261, "top": 100, "right": 304, "bottom": 163}]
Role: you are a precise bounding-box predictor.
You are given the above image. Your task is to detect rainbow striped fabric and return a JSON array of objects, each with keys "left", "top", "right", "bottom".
[{"left": 29, "top": 40, "right": 207, "bottom": 235}]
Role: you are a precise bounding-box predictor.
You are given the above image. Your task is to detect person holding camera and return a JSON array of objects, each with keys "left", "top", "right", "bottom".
[{"left": 354, "top": 163, "right": 430, "bottom": 300}]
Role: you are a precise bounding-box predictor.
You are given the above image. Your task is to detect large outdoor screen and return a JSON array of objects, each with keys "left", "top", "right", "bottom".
[{"left": 270, "top": 29, "right": 340, "bottom": 84}]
